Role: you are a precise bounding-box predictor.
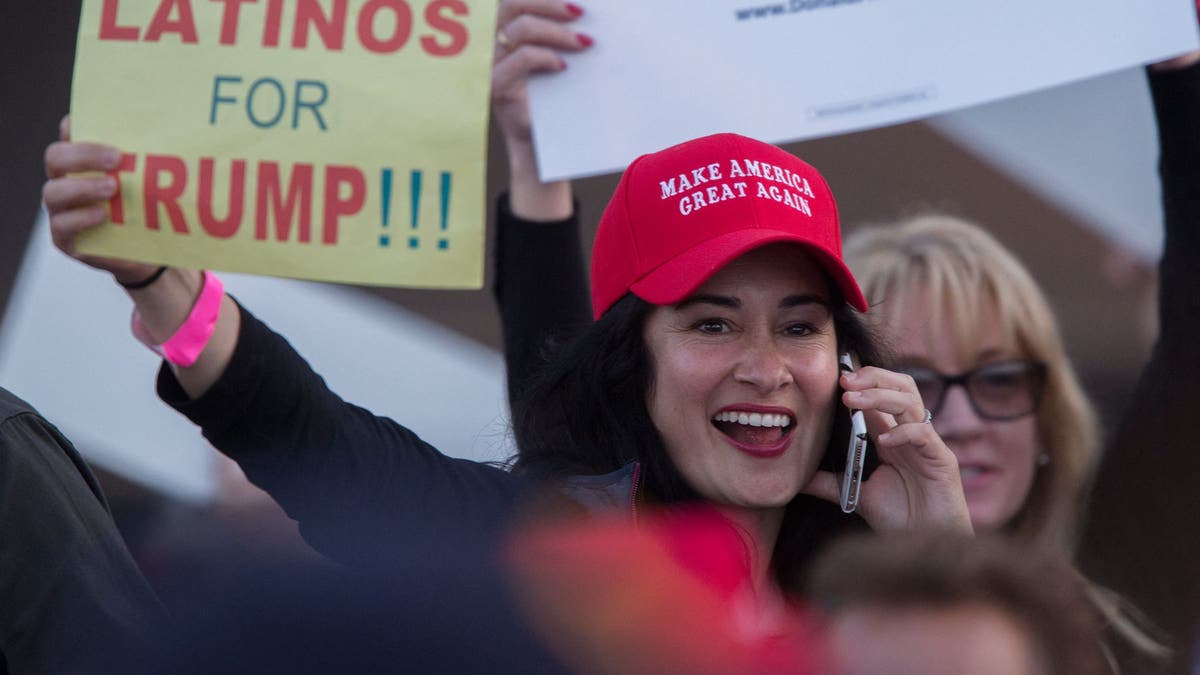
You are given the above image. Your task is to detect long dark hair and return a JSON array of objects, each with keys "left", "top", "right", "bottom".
[
  {"left": 511, "top": 294, "right": 694, "bottom": 501},
  {"left": 512, "top": 283, "right": 884, "bottom": 592}
]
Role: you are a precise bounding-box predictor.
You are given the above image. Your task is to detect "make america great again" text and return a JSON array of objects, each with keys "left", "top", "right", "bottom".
[{"left": 658, "top": 158, "right": 816, "bottom": 216}]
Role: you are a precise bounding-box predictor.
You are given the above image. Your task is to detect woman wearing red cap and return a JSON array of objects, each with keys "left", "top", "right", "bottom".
[
  {"left": 44, "top": 58, "right": 972, "bottom": 649},
  {"left": 44, "top": 125, "right": 970, "bottom": 584},
  {"left": 508, "top": 129, "right": 974, "bottom": 575},
  {"left": 491, "top": 1, "right": 1200, "bottom": 669}
]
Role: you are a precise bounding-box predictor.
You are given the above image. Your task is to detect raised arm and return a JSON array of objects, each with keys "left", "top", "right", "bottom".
[
  {"left": 42, "top": 118, "right": 534, "bottom": 566},
  {"left": 1076, "top": 46, "right": 1200, "bottom": 672},
  {"left": 492, "top": 0, "right": 584, "bottom": 220},
  {"left": 490, "top": 0, "right": 594, "bottom": 405}
]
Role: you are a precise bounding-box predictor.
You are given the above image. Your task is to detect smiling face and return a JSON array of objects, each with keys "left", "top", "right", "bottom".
[
  {"left": 642, "top": 244, "right": 840, "bottom": 511},
  {"left": 892, "top": 293, "right": 1040, "bottom": 532}
]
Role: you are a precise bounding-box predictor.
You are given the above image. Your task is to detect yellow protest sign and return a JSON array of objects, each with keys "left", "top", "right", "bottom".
[{"left": 70, "top": 0, "right": 495, "bottom": 289}]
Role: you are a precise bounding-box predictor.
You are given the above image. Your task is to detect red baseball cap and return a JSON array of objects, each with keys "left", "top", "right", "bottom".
[{"left": 590, "top": 133, "right": 868, "bottom": 319}]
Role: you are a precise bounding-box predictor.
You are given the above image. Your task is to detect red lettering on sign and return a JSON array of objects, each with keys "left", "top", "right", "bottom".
[
  {"left": 421, "top": 0, "right": 468, "bottom": 57},
  {"left": 294, "top": 0, "right": 348, "bottom": 50},
  {"left": 323, "top": 166, "right": 366, "bottom": 245},
  {"left": 357, "top": 0, "right": 413, "bottom": 53},
  {"left": 256, "top": 163, "right": 314, "bottom": 243},
  {"left": 97, "top": 0, "right": 469, "bottom": 54},
  {"left": 144, "top": 155, "right": 190, "bottom": 234},
  {"left": 99, "top": 0, "right": 140, "bottom": 40},
  {"left": 212, "top": 0, "right": 258, "bottom": 45},
  {"left": 106, "top": 153, "right": 138, "bottom": 224},
  {"left": 144, "top": 0, "right": 199, "bottom": 43},
  {"left": 198, "top": 158, "right": 247, "bottom": 238},
  {"left": 110, "top": 154, "right": 373, "bottom": 245},
  {"left": 263, "top": 0, "right": 284, "bottom": 47}
]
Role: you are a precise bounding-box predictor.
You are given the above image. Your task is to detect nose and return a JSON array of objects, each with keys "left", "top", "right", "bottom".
[
  {"left": 732, "top": 334, "right": 794, "bottom": 394},
  {"left": 932, "top": 383, "right": 985, "bottom": 443}
]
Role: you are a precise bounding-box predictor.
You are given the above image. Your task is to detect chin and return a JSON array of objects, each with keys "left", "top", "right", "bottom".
[
  {"left": 730, "top": 485, "right": 799, "bottom": 510},
  {"left": 966, "top": 505, "right": 1011, "bottom": 533}
]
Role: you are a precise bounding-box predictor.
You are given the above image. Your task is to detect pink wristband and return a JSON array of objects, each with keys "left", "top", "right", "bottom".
[{"left": 131, "top": 270, "right": 225, "bottom": 367}]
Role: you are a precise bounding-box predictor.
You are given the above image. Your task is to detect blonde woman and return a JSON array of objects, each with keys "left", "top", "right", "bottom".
[
  {"left": 841, "top": 215, "right": 1173, "bottom": 671},
  {"left": 843, "top": 50, "right": 1200, "bottom": 673},
  {"left": 841, "top": 217, "right": 1095, "bottom": 556}
]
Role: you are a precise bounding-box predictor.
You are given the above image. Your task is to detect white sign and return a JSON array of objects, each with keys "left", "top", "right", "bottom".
[{"left": 529, "top": 0, "right": 1199, "bottom": 180}]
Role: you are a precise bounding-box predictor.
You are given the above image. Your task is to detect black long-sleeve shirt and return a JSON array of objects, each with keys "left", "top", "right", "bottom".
[
  {"left": 157, "top": 307, "right": 537, "bottom": 569},
  {"left": 492, "top": 193, "right": 591, "bottom": 409}
]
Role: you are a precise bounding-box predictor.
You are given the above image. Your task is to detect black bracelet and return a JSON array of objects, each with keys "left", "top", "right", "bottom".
[{"left": 119, "top": 266, "right": 169, "bottom": 290}]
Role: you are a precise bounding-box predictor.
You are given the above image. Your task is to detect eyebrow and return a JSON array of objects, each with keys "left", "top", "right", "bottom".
[
  {"left": 897, "top": 347, "right": 1012, "bottom": 370},
  {"left": 782, "top": 293, "right": 830, "bottom": 309},
  {"left": 674, "top": 293, "right": 830, "bottom": 311},
  {"left": 975, "top": 347, "right": 1011, "bottom": 362}
]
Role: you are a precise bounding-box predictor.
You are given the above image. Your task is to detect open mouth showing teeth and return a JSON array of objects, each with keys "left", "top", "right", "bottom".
[{"left": 711, "top": 411, "right": 794, "bottom": 445}]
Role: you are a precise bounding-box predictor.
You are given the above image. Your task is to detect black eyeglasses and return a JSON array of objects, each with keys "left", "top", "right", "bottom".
[{"left": 900, "top": 359, "right": 1047, "bottom": 422}]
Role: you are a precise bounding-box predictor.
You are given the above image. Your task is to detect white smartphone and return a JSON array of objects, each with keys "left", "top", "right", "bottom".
[{"left": 838, "top": 352, "right": 869, "bottom": 514}]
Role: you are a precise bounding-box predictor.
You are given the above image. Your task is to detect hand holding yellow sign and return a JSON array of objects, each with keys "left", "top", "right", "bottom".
[{"left": 71, "top": 0, "right": 496, "bottom": 288}]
